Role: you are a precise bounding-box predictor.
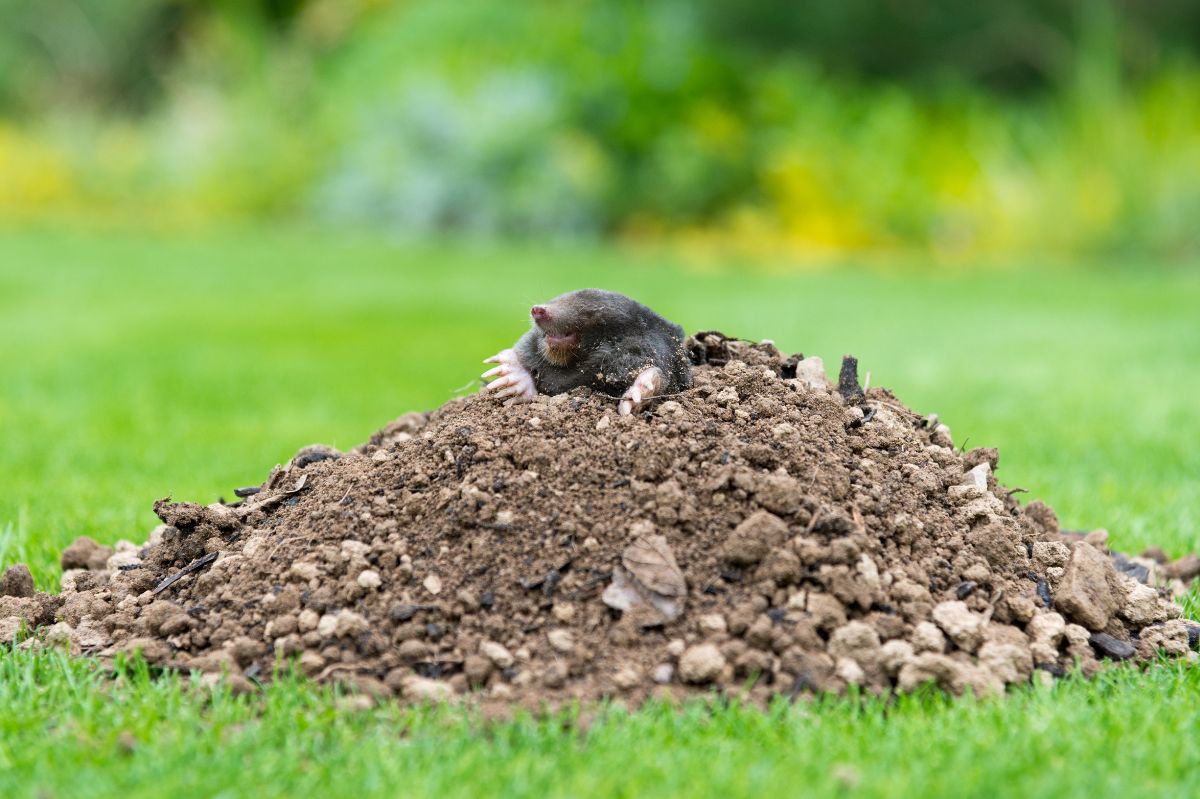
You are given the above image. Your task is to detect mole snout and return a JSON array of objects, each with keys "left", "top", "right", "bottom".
[{"left": 530, "top": 305, "right": 550, "bottom": 323}]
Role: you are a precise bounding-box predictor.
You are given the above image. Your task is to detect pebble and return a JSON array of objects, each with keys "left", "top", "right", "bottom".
[
  {"left": 678, "top": 644, "right": 726, "bottom": 684},
  {"left": 547, "top": 629, "right": 575, "bottom": 653},
  {"left": 652, "top": 664, "right": 675, "bottom": 684},
  {"left": 402, "top": 676, "right": 454, "bottom": 702},
  {"left": 698, "top": 613, "right": 728, "bottom": 634},
  {"left": 0, "top": 564, "right": 35, "bottom": 598},
  {"left": 463, "top": 655, "right": 493, "bottom": 685},
  {"left": 334, "top": 611, "right": 368, "bottom": 639},
  {"left": 480, "top": 640, "right": 514, "bottom": 668},
  {"left": 1056, "top": 542, "right": 1122, "bottom": 629},
  {"left": 357, "top": 570, "right": 382, "bottom": 590},
  {"left": 931, "top": 601, "right": 986, "bottom": 652},
  {"left": 835, "top": 658, "right": 865, "bottom": 685},
  {"left": 297, "top": 609, "right": 320, "bottom": 632},
  {"left": 541, "top": 662, "right": 568, "bottom": 689},
  {"left": 1088, "top": 632, "right": 1136, "bottom": 660},
  {"left": 423, "top": 574, "right": 443, "bottom": 595}
]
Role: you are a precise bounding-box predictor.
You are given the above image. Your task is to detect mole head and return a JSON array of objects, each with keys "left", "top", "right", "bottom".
[{"left": 530, "top": 289, "right": 639, "bottom": 366}]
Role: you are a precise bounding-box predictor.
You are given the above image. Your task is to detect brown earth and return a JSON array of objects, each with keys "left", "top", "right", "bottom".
[{"left": 2, "top": 332, "right": 1197, "bottom": 708}]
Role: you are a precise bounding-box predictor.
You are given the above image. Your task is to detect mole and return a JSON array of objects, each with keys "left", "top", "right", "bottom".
[{"left": 481, "top": 289, "right": 692, "bottom": 415}]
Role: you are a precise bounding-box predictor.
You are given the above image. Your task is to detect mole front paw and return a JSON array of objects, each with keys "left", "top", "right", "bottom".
[
  {"left": 482, "top": 348, "right": 538, "bottom": 405},
  {"left": 618, "top": 366, "right": 664, "bottom": 416}
]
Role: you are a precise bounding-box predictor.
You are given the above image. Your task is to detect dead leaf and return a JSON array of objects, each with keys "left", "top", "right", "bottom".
[
  {"left": 601, "top": 567, "right": 640, "bottom": 613},
  {"left": 622, "top": 535, "right": 686, "bottom": 598},
  {"left": 601, "top": 536, "right": 687, "bottom": 622}
]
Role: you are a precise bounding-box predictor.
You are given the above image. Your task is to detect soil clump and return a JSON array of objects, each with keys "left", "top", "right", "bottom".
[{"left": 2, "top": 333, "right": 1197, "bottom": 707}]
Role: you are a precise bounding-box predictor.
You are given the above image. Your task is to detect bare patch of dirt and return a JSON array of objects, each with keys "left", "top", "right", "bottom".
[{"left": 2, "top": 333, "right": 1197, "bottom": 707}]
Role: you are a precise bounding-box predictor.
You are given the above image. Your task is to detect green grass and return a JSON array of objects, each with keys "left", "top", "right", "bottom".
[{"left": 1, "top": 227, "right": 1199, "bottom": 798}]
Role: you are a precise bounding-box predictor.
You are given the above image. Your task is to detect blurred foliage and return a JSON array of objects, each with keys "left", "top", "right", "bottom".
[{"left": 2, "top": 0, "right": 1199, "bottom": 260}]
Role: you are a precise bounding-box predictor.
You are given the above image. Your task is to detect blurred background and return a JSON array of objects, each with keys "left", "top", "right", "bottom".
[
  {"left": 3, "top": 0, "right": 1199, "bottom": 579},
  {"left": 2, "top": 0, "right": 1199, "bottom": 261}
]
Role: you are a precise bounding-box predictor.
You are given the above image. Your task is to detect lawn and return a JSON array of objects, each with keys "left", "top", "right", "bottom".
[{"left": 1, "top": 227, "right": 1199, "bottom": 798}]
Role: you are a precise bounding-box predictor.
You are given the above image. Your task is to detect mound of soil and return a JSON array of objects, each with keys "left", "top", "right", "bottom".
[{"left": 3, "top": 333, "right": 1198, "bottom": 707}]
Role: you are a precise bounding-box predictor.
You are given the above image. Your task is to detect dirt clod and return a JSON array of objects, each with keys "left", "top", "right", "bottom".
[
  {"left": 1, "top": 564, "right": 35, "bottom": 598},
  {"left": 60, "top": 537, "right": 113, "bottom": 572}
]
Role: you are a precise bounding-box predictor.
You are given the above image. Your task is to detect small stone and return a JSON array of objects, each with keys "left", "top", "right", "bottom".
[
  {"left": 1136, "top": 620, "right": 1191, "bottom": 659},
  {"left": 1088, "top": 632, "right": 1135, "bottom": 660},
  {"left": 298, "top": 651, "right": 325, "bottom": 675},
  {"left": 403, "top": 676, "right": 453, "bottom": 702},
  {"left": 1056, "top": 542, "right": 1122, "bottom": 630},
  {"left": 43, "top": 622, "right": 74, "bottom": 649},
  {"left": 1031, "top": 541, "right": 1070, "bottom": 570},
  {"left": 792, "top": 357, "right": 828, "bottom": 390},
  {"left": 962, "top": 462, "right": 990, "bottom": 492},
  {"left": 713, "top": 386, "right": 739, "bottom": 406},
  {"left": 722, "top": 510, "right": 788, "bottom": 566},
  {"left": 0, "top": 564, "right": 35, "bottom": 598},
  {"left": 547, "top": 629, "right": 574, "bottom": 653},
  {"left": 423, "top": 574, "right": 443, "bottom": 595},
  {"left": 541, "top": 662, "right": 568, "bottom": 689},
  {"left": 613, "top": 667, "right": 642, "bottom": 689},
  {"left": 106, "top": 550, "right": 142, "bottom": 571},
  {"left": 463, "top": 655, "right": 493, "bottom": 686},
  {"left": 835, "top": 658, "right": 865, "bottom": 685},
  {"left": 480, "top": 640, "right": 514, "bottom": 669},
  {"left": 911, "top": 622, "right": 946, "bottom": 653},
  {"left": 879, "top": 640, "right": 915, "bottom": 676},
  {"left": 652, "top": 664, "right": 674, "bottom": 684},
  {"left": 678, "top": 644, "right": 726, "bottom": 684},
  {"left": 1119, "top": 578, "right": 1167, "bottom": 625},
  {"left": 334, "top": 611, "right": 368, "bottom": 639},
  {"left": 698, "top": 613, "right": 728, "bottom": 635},
  {"left": 931, "top": 601, "right": 986, "bottom": 653},
  {"left": 596, "top": 415, "right": 611, "bottom": 431},
  {"left": 289, "top": 561, "right": 319, "bottom": 582},
  {"left": 297, "top": 609, "right": 319, "bottom": 632},
  {"left": 978, "top": 641, "right": 1033, "bottom": 685},
  {"left": 827, "top": 621, "right": 881, "bottom": 662},
  {"left": 357, "top": 570, "right": 382, "bottom": 590},
  {"left": 897, "top": 653, "right": 962, "bottom": 694},
  {"left": 0, "top": 616, "right": 22, "bottom": 645}
]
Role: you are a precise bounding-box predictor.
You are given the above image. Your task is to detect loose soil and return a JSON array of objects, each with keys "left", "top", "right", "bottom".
[{"left": 2, "top": 333, "right": 1197, "bottom": 708}]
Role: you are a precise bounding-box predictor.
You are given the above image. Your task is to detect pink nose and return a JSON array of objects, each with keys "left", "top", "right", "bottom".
[{"left": 531, "top": 305, "right": 550, "bottom": 321}]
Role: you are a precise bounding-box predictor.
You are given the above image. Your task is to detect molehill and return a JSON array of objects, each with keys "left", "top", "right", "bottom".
[{"left": 2, "top": 333, "right": 1198, "bottom": 708}]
